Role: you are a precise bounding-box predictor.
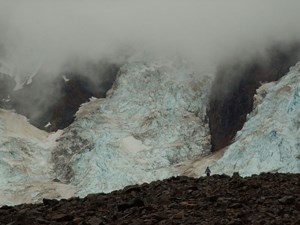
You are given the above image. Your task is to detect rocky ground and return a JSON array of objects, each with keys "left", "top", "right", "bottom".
[{"left": 0, "top": 173, "right": 299, "bottom": 225}]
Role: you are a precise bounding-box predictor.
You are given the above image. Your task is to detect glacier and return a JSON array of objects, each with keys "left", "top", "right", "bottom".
[
  {"left": 0, "top": 57, "right": 299, "bottom": 206},
  {"left": 51, "top": 57, "right": 212, "bottom": 196},
  {"left": 0, "top": 110, "right": 75, "bottom": 205},
  {"left": 184, "top": 62, "right": 300, "bottom": 177},
  {"left": 0, "top": 57, "right": 212, "bottom": 205}
]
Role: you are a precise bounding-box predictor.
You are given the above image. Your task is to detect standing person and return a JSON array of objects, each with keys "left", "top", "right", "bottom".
[{"left": 205, "top": 166, "right": 211, "bottom": 176}]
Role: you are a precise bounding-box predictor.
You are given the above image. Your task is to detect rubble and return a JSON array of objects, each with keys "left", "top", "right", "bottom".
[{"left": 0, "top": 173, "right": 299, "bottom": 224}]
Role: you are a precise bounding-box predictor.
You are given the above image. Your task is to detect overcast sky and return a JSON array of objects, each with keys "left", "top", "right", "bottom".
[{"left": 1, "top": 0, "right": 300, "bottom": 77}]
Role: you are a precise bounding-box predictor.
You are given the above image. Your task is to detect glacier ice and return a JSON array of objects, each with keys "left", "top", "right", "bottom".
[
  {"left": 1, "top": 57, "right": 300, "bottom": 206},
  {"left": 51, "top": 58, "right": 212, "bottom": 197},
  {"left": 0, "top": 110, "right": 75, "bottom": 205},
  {"left": 208, "top": 63, "right": 300, "bottom": 176}
]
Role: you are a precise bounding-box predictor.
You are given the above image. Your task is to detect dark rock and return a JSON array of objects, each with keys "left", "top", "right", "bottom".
[
  {"left": 88, "top": 216, "right": 105, "bottom": 225},
  {"left": 36, "top": 218, "right": 50, "bottom": 223},
  {"left": 228, "top": 218, "right": 243, "bottom": 225},
  {"left": 229, "top": 203, "right": 242, "bottom": 209},
  {"left": 232, "top": 172, "right": 240, "bottom": 179},
  {"left": 123, "top": 185, "right": 142, "bottom": 193},
  {"left": 208, "top": 42, "right": 300, "bottom": 151},
  {"left": 0, "top": 173, "right": 299, "bottom": 225},
  {"left": 52, "top": 178, "right": 61, "bottom": 182},
  {"left": 43, "top": 198, "right": 59, "bottom": 206},
  {"left": 173, "top": 210, "right": 185, "bottom": 219},
  {"left": 278, "top": 196, "right": 295, "bottom": 205},
  {"left": 3, "top": 62, "right": 120, "bottom": 132},
  {"left": 117, "top": 197, "right": 145, "bottom": 211},
  {"left": 1, "top": 205, "right": 14, "bottom": 210},
  {"left": 208, "top": 195, "right": 220, "bottom": 202},
  {"left": 49, "top": 213, "right": 74, "bottom": 222}
]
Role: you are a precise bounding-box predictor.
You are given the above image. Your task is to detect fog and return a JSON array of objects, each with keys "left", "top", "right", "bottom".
[
  {"left": 1, "top": 0, "right": 300, "bottom": 129},
  {"left": 1, "top": 0, "right": 300, "bottom": 78}
]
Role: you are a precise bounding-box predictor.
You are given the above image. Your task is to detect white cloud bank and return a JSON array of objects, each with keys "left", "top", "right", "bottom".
[{"left": 0, "top": 0, "right": 300, "bottom": 77}]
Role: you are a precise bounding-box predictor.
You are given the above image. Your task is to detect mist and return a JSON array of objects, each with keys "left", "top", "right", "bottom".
[
  {"left": 1, "top": 0, "right": 300, "bottom": 130},
  {"left": 0, "top": 0, "right": 300, "bottom": 77}
]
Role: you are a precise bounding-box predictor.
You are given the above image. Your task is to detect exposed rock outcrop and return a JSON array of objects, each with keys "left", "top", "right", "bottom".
[
  {"left": 0, "top": 173, "right": 299, "bottom": 225},
  {"left": 0, "top": 73, "right": 15, "bottom": 108}
]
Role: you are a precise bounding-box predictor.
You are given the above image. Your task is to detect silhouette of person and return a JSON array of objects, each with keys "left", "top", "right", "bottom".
[{"left": 205, "top": 166, "right": 211, "bottom": 176}]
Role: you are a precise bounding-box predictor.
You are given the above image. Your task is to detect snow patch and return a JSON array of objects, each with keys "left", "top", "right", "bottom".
[
  {"left": 44, "top": 122, "right": 51, "bottom": 128},
  {"left": 62, "top": 75, "right": 70, "bottom": 82},
  {"left": 119, "top": 136, "right": 151, "bottom": 153}
]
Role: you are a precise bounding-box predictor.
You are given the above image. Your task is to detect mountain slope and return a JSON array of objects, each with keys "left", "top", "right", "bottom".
[
  {"left": 1, "top": 173, "right": 299, "bottom": 225},
  {"left": 1, "top": 57, "right": 299, "bottom": 206},
  {"left": 185, "top": 62, "right": 300, "bottom": 177}
]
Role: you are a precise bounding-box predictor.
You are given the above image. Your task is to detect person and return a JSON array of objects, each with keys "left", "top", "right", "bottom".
[{"left": 205, "top": 166, "right": 211, "bottom": 176}]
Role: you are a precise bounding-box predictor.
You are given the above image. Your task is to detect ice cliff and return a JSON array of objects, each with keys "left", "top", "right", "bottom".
[
  {"left": 185, "top": 63, "right": 300, "bottom": 177},
  {"left": 52, "top": 58, "right": 212, "bottom": 196}
]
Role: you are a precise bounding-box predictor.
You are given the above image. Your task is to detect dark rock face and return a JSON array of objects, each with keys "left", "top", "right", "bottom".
[
  {"left": 46, "top": 71, "right": 117, "bottom": 132},
  {"left": 1, "top": 62, "right": 120, "bottom": 131},
  {"left": 208, "top": 42, "right": 300, "bottom": 151},
  {"left": 10, "top": 74, "right": 63, "bottom": 129},
  {"left": 0, "top": 173, "right": 299, "bottom": 224},
  {"left": 0, "top": 73, "right": 15, "bottom": 108}
]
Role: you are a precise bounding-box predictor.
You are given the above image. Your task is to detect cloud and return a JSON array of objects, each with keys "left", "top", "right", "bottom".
[
  {"left": 0, "top": 0, "right": 300, "bottom": 130},
  {"left": 0, "top": 0, "right": 300, "bottom": 78}
]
